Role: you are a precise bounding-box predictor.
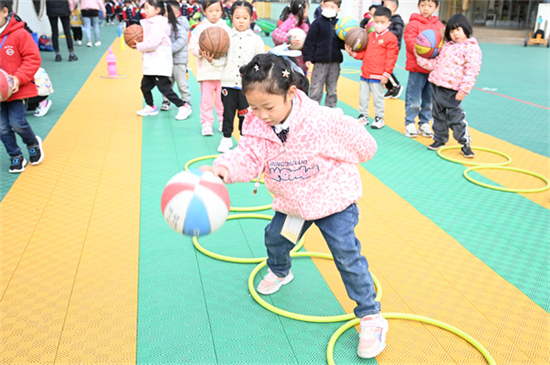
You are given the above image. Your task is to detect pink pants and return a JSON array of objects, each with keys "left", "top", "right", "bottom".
[{"left": 200, "top": 80, "right": 223, "bottom": 126}]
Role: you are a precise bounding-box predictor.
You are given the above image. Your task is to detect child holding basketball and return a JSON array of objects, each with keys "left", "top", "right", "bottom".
[
  {"left": 272, "top": 0, "right": 309, "bottom": 73},
  {"left": 159, "top": 0, "right": 192, "bottom": 119},
  {"left": 133, "top": 0, "right": 189, "bottom": 120},
  {"left": 415, "top": 14, "right": 481, "bottom": 157},
  {"left": 302, "top": 0, "right": 344, "bottom": 108},
  {"left": 189, "top": 0, "right": 231, "bottom": 136},
  {"left": 202, "top": 1, "right": 264, "bottom": 153},
  {"left": 0, "top": 0, "right": 44, "bottom": 173},
  {"left": 403, "top": 0, "right": 443, "bottom": 138},
  {"left": 203, "top": 53, "right": 388, "bottom": 359},
  {"left": 345, "top": 6, "right": 399, "bottom": 129}
]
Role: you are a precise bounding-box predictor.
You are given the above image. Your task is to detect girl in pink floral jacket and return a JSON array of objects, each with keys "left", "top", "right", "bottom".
[
  {"left": 204, "top": 53, "right": 389, "bottom": 359},
  {"left": 416, "top": 14, "right": 482, "bottom": 158},
  {"left": 272, "top": 0, "right": 309, "bottom": 73}
]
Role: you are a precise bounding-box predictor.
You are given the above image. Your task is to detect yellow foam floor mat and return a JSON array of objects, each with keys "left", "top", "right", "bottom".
[{"left": 0, "top": 43, "right": 143, "bottom": 364}]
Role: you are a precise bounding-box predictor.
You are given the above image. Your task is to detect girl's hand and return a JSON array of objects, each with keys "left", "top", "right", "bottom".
[
  {"left": 290, "top": 37, "right": 300, "bottom": 48},
  {"left": 130, "top": 43, "right": 137, "bottom": 49},
  {"left": 200, "top": 50, "right": 214, "bottom": 63},
  {"left": 200, "top": 165, "right": 230, "bottom": 183},
  {"left": 10, "top": 75, "right": 20, "bottom": 93},
  {"left": 344, "top": 44, "right": 353, "bottom": 56},
  {"left": 456, "top": 91, "right": 466, "bottom": 101}
]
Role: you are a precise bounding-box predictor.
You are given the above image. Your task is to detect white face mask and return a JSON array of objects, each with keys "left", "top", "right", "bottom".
[
  {"left": 374, "top": 22, "right": 389, "bottom": 34},
  {"left": 322, "top": 8, "right": 337, "bottom": 18}
]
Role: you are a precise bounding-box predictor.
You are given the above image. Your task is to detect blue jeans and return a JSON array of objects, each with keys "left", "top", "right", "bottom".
[
  {"left": 264, "top": 204, "right": 381, "bottom": 318},
  {"left": 405, "top": 71, "right": 432, "bottom": 126},
  {"left": 82, "top": 16, "right": 100, "bottom": 43},
  {"left": 0, "top": 100, "right": 38, "bottom": 156}
]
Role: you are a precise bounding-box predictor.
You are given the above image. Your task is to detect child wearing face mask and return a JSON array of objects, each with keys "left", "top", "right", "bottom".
[
  {"left": 346, "top": 6, "right": 399, "bottom": 129},
  {"left": 302, "top": 0, "right": 345, "bottom": 108}
]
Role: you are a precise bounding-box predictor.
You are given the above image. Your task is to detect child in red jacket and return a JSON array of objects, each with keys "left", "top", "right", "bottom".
[
  {"left": 346, "top": 6, "right": 398, "bottom": 129},
  {"left": 0, "top": 1, "right": 44, "bottom": 173},
  {"left": 402, "top": 0, "right": 443, "bottom": 138}
]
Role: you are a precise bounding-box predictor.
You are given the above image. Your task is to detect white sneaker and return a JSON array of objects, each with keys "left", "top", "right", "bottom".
[
  {"left": 418, "top": 123, "right": 434, "bottom": 137},
  {"left": 136, "top": 105, "right": 159, "bottom": 116},
  {"left": 357, "top": 313, "right": 389, "bottom": 358},
  {"left": 202, "top": 125, "right": 214, "bottom": 136},
  {"left": 175, "top": 104, "right": 192, "bottom": 120},
  {"left": 94, "top": 41, "right": 102, "bottom": 46},
  {"left": 405, "top": 123, "right": 418, "bottom": 138},
  {"left": 76, "top": 40, "right": 82, "bottom": 46},
  {"left": 357, "top": 115, "right": 369, "bottom": 126},
  {"left": 371, "top": 117, "right": 385, "bottom": 129},
  {"left": 217, "top": 137, "right": 233, "bottom": 153},
  {"left": 160, "top": 100, "right": 172, "bottom": 111},
  {"left": 34, "top": 99, "right": 52, "bottom": 117},
  {"left": 87, "top": 41, "right": 92, "bottom": 47},
  {"left": 257, "top": 269, "right": 294, "bottom": 295}
]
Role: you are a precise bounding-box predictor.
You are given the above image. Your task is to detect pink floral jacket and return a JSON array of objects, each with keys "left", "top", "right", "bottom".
[
  {"left": 417, "top": 37, "right": 482, "bottom": 94},
  {"left": 213, "top": 90, "right": 377, "bottom": 220},
  {"left": 272, "top": 14, "right": 309, "bottom": 72}
]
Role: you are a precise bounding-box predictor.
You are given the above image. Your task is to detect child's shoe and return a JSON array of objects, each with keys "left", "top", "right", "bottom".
[
  {"left": 55, "top": 53, "right": 62, "bottom": 62},
  {"left": 460, "top": 144, "right": 475, "bottom": 158},
  {"left": 175, "top": 103, "right": 192, "bottom": 120},
  {"left": 28, "top": 136, "right": 44, "bottom": 165},
  {"left": 34, "top": 99, "right": 52, "bottom": 117},
  {"left": 371, "top": 117, "right": 385, "bottom": 129},
  {"left": 76, "top": 40, "right": 82, "bottom": 46},
  {"left": 217, "top": 137, "right": 233, "bottom": 153},
  {"left": 87, "top": 41, "right": 92, "bottom": 47},
  {"left": 68, "top": 53, "right": 78, "bottom": 62},
  {"left": 94, "top": 41, "right": 102, "bottom": 46},
  {"left": 257, "top": 269, "right": 293, "bottom": 295},
  {"left": 427, "top": 141, "right": 446, "bottom": 150},
  {"left": 418, "top": 123, "right": 434, "bottom": 137},
  {"left": 384, "top": 89, "right": 393, "bottom": 99},
  {"left": 357, "top": 115, "right": 369, "bottom": 126},
  {"left": 202, "top": 125, "right": 214, "bottom": 136},
  {"left": 357, "top": 313, "right": 389, "bottom": 359},
  {"left": 405, "top": 123, "right": 418, "bottom": 138},
  {"left": 160, "top": 100, "right": 172, "bottom": 111},
  {"left": 390, "top": 84, "right": 402, "bottom": 99},
  {"left": 136, "top": 105, "right": 159, "bottom": 116},
  {"left": 9, "top": 155, "right": 27, "bottom": 173}
]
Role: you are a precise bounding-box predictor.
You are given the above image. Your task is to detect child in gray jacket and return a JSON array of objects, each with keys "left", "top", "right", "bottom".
[{"left": 161, "top": 0, "right": 192, "bottom": 119}]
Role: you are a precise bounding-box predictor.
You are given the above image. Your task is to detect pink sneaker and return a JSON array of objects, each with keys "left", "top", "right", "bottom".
[
  {"left": 257, "top": 269, "right": 293, "bottom": 295},
  {"left": 357, "top": 313, "right": 388, "bottom": 358},
  {"left": 202, "top": 125, "right": 214, "bottom": 136}
]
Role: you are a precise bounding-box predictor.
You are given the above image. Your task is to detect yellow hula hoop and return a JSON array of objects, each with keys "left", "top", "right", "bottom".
[
  {"left": 327, "top": 314, "right": 496, "bottom": 365},
  {"left": 248, "top": 252, "right": 382, "bottom": 323},
  {"left": 193, "top": 214, "right": 304, "bottom": 264},
  {"left": 184, "top": 155, "right": 272, "bottom": 211},
  {"left": 437, "top": 146, "right": 512, "bottom": 166},
  {"left": 464, "top": 165, "right": 550, "bottom": 193}
]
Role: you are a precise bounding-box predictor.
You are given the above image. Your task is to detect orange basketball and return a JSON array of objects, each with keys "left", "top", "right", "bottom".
[
  {"left": 199, "top": 26, "right": 230, "bottom": 59},
  {"left": 345, "top": 27, "right": 368, "bottom": 52},
  {"left": 124, "top": 25, "right": 143, "bottom": 47}
]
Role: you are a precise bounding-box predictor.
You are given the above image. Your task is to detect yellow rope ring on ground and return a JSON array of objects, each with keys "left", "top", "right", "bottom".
[
  {"left": 326, "top": 314, "right": 496, "bottom": 365},
  {"left": 193, "top": 214, "right": 304, "bottom": 263},
  {"left": 184, "top": 155, "right": 272, "bottom": 211},
  {"left": 464, "top": 165, "right": 550, "bottom": 193},
  {"left": 437, "top": 146, "right": 512, "bottom": 166},
  {"left": 248, "top": 252, "right": 382, "bottom": 323}
]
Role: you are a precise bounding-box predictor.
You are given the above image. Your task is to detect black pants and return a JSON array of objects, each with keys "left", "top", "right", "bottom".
[
  {"left": 431, "top": 83, "right": 471, "bottom": 145},
  {"left": 106, "top": 14, "right": 116, "bottom": 23},
  {"left": 385, "top": 73, "right": 400, "bottom": 91},
  {"left": 72, "top": 26, "right": 82, "bottom": 41},
  {"left": 221, "top": 87, "right": 248, "bottom": 138},
  {"left": 48, "top": 16, "right": 74, "bottom": 52},
  {"left": 141, "top": 75, "right": 184, "bottom": 108},
  {"left": 27, "top": 96, "right": 47, "bottom": 111}
]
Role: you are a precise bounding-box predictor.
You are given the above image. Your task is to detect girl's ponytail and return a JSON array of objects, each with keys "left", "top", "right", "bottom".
[
  {"left": 165, "top": 0, "right": 180, "bottom": 38},
  {"left": 290, "top": 0, "right": 308, "bottom": 26}
]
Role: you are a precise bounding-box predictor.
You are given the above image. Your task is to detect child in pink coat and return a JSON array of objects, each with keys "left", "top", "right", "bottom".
[
  {"left": 272, "top": 0, "right": 309, "bottom": 73},
  {"left": 202, "top": 53, "right": 389, "bottom": 360},
  {"left": 416, "top": 14, "right": 482, "bottom": 157}
]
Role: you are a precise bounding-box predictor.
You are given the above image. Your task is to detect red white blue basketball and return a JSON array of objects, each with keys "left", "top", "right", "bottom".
[
  {"left": 415, "top": 29, "right": 443, "bottom": 59},
  {"left": 0, "top": 68, "right": 14, "bottom": 102},
  {"left": 161, "top": 169, "right": 230, "bottom": 237}
]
